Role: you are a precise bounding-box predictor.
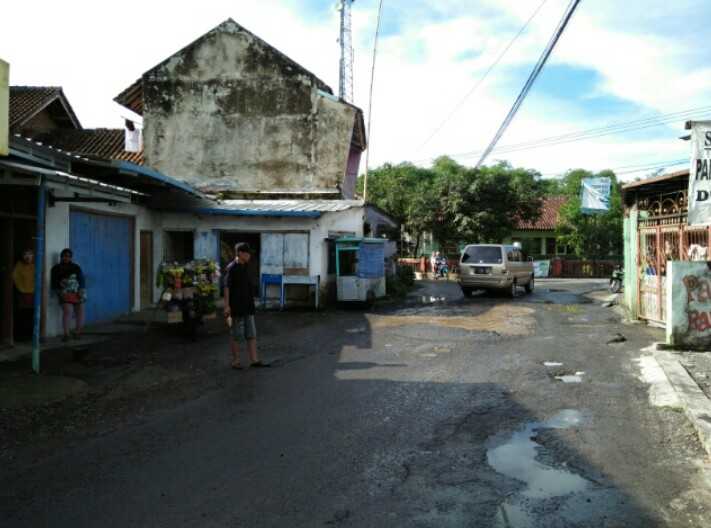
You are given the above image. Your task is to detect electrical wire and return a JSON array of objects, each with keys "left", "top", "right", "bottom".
[
  {"left": 416, "top": 0, "right": 549, "bottom": 152},
  {"left": 363, "top": 0, "right": 385, "bottom": 203},
  {"left": 539, "top": 158, "right": 689, "bottom": 177},
  {"left": 411, "top": 105, "right": 710, "bottom": 165},
  {"left": 476, "top": 0, "right": 583, "bottom": 168}
]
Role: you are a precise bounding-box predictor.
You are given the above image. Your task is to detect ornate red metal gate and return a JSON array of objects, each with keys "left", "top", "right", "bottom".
[{"left": 637, "top": 188, "right": 711, "bottom": 323}]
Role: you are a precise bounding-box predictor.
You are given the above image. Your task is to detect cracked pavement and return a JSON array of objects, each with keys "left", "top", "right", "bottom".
[{"left": 1, "top": 279, "right": 710, "bottom": 527}]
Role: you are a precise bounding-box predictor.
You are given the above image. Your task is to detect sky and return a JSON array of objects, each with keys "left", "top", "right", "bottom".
[{"left": 3, "top": 0, "right": 710, "bottom": 181}]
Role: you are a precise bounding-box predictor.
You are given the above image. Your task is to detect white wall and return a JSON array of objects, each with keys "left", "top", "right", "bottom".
[
  {"left": 43, "top": 183, "right": 157, "bottom": 337},
  {"left": 41, "top": 198, "right": 365, "bottom": 336},
  {"left": 157, "top": 206, "right": 364, "bottom": 285}
]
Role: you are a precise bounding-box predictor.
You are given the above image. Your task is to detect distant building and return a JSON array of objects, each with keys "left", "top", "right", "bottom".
[{"left": 507, "top": 196, "right": 569, "bottom": 258}]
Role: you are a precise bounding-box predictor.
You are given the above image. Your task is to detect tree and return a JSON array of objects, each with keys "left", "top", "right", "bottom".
[
  {"left": 555, "top": 169, "right": 623, "bottom": 259},
  {"left": 361, "top": 158, "right": 544, "bottom": 255},
  {"left": 358, "top": 163, "right": 438, "bottom": 255},
  {"left": 433, "top": 159, "right": 543, "bottom": 246}
]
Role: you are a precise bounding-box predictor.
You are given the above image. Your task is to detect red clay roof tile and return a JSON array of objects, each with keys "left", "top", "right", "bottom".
[{"left": 516, "top": 196, "right": 567, "bottom": 231}]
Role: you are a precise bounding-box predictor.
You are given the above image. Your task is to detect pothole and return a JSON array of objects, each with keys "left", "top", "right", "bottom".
[{"left": 487, "top": 410, "right": 592, "bottom": 527}]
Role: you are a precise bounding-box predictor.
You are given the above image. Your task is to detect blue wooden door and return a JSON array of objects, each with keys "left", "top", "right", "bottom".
[{"left": 69, "top": 211, "right": 132, "bottom": 324}]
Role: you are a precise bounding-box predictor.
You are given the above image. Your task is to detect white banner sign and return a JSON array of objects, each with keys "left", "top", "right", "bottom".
[
  {"left": 688, "top": 122, "right": 711, "bottom": 226},
  {"left": 533, "top": 260, "right": 550, "bottom": 278}
]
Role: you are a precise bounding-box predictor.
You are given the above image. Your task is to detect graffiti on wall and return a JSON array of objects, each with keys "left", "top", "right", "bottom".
[
  {"left": 682, "top": 274, "right": 711, "bottom": 333},
  {"left": 667, "top": 261, "right": 711, "bottom": 348}
]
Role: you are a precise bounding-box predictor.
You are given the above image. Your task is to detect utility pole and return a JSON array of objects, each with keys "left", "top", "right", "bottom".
[{"left": 338, "top": 0, "right": 355, "bottom": 103}]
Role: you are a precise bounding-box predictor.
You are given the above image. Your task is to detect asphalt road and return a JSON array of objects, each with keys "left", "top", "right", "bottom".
[{"left": 2, "top": 279, "right": 711, "bottom": 527}]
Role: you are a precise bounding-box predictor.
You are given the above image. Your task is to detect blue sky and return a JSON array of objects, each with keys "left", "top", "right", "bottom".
[{"left": 2, "top": 0, "right": 709, "bottom": 180}]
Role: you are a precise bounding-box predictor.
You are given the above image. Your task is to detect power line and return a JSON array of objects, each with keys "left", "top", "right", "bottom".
[
  {"left": 412, "top": 105, "right": 711, "bottom": 164},
  {"left": 475, "top": 0, "right": 583, "bottom": 168},
  {"left": 416, "top": 0, "right": 549, "bottom": 152},
  {"left": 539, "top": 158, "right": 689, "bottom": 177},
  {"left": 363, "top": 0, "right": 384, "bottom": 203},
  {"left": 457, "top": 107, "right": 711, "bottom": 160}
]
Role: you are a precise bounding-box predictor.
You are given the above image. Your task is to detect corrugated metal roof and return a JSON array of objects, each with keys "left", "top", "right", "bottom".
[
  {"left": 0, "top": 159, "right": 146, "bottom": 197},
  {"left": 516, "top": 196, "right": 567, "bottom": 231},
  {"left": 195, "top": 199, "right": 364, "bottom": 218},
  {"left": 219, "top": 199, "right": 363, "bottom": 212},
  {"left": 621, "top": 169, "right": 689, "bottom": 190}
]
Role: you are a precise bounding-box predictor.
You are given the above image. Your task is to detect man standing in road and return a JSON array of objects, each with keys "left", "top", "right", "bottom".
[{"left": 224, "top": 243, "right": 266, "bottom": 370}]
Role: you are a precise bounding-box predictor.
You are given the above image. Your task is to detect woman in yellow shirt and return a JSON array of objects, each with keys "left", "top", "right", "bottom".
[{"left": 12, "top": 249, "right": 34, "bottom": 340}]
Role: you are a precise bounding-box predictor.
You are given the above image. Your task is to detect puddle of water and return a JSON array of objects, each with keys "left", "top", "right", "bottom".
[
  {"left": 555, "top": 375, "right": 583, "bottom": 383},
  {"left": 418, "top": 295, "right": 447, "bottom": 304},
  {"left": 543, "top": 362, "right": 563, "bottom": 367},
  {"left": 488, "top": 410, "right": 590, "bottom": 527},
  {"left": 345, "top": 327, "right": 366, "bottom": 334}
]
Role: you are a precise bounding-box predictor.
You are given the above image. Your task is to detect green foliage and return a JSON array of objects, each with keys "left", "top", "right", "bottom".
[
  {"left": 361, "top": 158, "right": 543, "bottom": 254},
  {"left": 555, "top": 169, "right": 623, "bottom": 259}
]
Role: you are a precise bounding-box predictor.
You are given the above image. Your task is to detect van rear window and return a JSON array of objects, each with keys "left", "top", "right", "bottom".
[{"left": 462, "top": 246, "right": 503, "bottom": 264}]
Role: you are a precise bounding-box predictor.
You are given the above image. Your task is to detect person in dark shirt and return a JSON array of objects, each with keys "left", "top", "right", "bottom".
[
  {"left": 50, "top": 248, "right": 86, "bottom": 342},
  {"left": 224, "top": 243, "right": 266, "bottom": 369}
]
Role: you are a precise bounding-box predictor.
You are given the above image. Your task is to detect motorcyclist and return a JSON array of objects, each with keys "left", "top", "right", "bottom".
[{"left": 435, "top": 253, "right": 449, "bottom": 279}]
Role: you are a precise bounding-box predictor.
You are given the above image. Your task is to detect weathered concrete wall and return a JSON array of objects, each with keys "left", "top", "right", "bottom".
[
  {"left": 142, "top": 20, "right": 357, "bottom": 195},
  {"left": 667, "top": 261, "right": 711, "bottom": 349}
]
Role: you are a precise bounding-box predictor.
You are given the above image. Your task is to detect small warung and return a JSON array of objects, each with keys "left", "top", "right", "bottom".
[
  {"left": 1, "top": 85, "right": 203, "bottom": 347},
  {"left": 1, "top": 19, "right": 395, "bottom": 344}
]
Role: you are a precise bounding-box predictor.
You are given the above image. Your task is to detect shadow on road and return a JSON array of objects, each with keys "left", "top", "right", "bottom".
[{"left": 0, "top": 279, "right": 694, "bottom": 527}]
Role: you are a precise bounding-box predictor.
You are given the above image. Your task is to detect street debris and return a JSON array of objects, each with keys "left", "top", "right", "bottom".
[
  {"left": 607, "top": 333, "right": 627, "bottom": 344},
  {"left": 602, "top": 294, "right": 618, "bottom": 308}
]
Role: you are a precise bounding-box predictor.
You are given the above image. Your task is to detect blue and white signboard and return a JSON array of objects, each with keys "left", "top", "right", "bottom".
[
  {"left": 581, "top": 177, "right": 611, "bottom": 215},
  {"left": 533, "top": 260, "right": 550, "bottom": 278}
]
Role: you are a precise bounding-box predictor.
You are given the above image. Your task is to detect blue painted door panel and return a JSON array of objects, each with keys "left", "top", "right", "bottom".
[{"left": 69, "top": 211, "right": 132, "bottom": 324}]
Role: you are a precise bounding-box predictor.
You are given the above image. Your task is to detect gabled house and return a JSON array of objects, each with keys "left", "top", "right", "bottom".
[
  {"left": 508, "top": 196, "right": 569, "bottom": 258},
  {"left": 114, "top": 18, "right": 367, "bottom": 198},
  {"left": 111, "top": 18, "right": 378, "bottom": 305},
  {"left": 9, "top": 86, "right": 81, "bottom": 136}
]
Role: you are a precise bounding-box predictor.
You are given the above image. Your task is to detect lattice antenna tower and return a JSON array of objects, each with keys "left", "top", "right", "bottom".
[{"left": 338, "top": 0, "right": 355, "bottom": 102}]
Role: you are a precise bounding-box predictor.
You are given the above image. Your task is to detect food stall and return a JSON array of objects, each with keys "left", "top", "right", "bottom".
[
  {"left": 335, "top": 237, "right": 386, "bottom": 304},
  {"left": 155, "top": 259, "right": 220, "bottom": 328}
]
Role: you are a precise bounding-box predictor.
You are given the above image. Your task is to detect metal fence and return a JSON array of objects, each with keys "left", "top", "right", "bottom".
[{"left": 637, "top": 213, "right": 711, "bottom": 323}]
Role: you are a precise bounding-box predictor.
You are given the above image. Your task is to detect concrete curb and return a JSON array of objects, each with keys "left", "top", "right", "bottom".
[{"left": 654, "top": 348, "right": 711, "bottom": 456}]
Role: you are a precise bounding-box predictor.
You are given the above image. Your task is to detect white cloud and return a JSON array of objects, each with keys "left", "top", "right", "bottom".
[{"left": 2, "top": 0, "right": 707, "bottom": 181}]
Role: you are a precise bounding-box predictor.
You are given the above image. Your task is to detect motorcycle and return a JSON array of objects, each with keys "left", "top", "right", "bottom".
[
  {"left": 435, "top": 260, "right": 449, "bottom": 280},
  {"left": 609, "top": 266, "right": 624, "bottom": 294}
]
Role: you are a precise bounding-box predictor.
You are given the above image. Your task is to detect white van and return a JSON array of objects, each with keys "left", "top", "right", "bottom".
[{"left": 458, "top": 244, "right": 534, "bottom": 298}]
